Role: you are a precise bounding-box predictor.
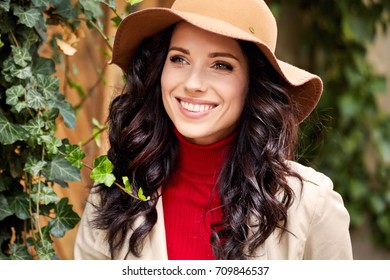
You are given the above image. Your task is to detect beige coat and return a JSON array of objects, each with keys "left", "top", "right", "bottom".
[{"left": 74, "top": 161, "right": 353, "bottom": 260}]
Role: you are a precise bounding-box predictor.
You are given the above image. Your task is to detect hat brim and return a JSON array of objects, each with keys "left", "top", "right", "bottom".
[{"left": 110, "top": 8, "right": 322, "bottom": 123}]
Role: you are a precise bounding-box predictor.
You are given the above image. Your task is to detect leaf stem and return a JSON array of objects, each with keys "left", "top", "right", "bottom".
[
  {"left": 101, "top": 2, "right": 122, "bottom": 19},
  {"left": 9, "top": 30, "right": 20, "bottom": 47},
  {"left": 114, "top": 181, "right": 141, "bottom": 200},
  {"left": 79, "top": 18, "right": 113, "bottom": 52},
  {"left": 36, "top": 180, "right": 44, "bottom": 242},
  {"left": 82, "top": 162, "right": 94, "bottom": 170},
  {"left": 81, "top": 125, "right": 107, "bottom": 147},
  {"left": 35, "top": 147, "right": 46, "bottom": 243},
  {"left": 73, "top": 61, "right": 109, "bottom": 110}
]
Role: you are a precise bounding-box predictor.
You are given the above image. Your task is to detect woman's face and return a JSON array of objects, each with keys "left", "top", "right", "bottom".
[{"left": 161, "top": 22, "right": 249, "bottom": 145}]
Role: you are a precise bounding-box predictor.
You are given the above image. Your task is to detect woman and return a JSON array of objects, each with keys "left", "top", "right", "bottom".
[{"left": 74, "top": 0, "right": 353, "bottom": 260}]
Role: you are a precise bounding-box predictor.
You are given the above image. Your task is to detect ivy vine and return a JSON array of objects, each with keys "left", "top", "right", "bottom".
[{"left": 0, "top": 0, "right": 145, "bottom": 260}]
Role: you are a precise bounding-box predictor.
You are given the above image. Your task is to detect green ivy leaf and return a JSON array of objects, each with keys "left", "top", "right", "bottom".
[
  {"left": 92, "top": 118, "right": 106, "bottom": 147},
  {"left": 80, "top": 0, "right": 103, "bottom": 19},
  {"left": 38, "top": 203, "right": 56, "bottom": 217},
  {"left": 27, "top": 88, "right": 47, "bottom": 110},
  {"left": 5, "top": 85, "right": 25, "bottom": 106},
  {"left": 122, "top": 176, "right": 132, "bottom": 193},
  {"left": 48, "top": 98, "right": 76, "bottom": 129},
  {"left": 111, "top": 15, "right": 122, "bottom": 27},
  {"left": 42, "top": 108, "right": 60, "bottom": 121},
  {"left": 35, "top": 74, "right": 60, "bottom": 97},
  {"left": 32, "top": 58, "right": 55, "bottom": 75},
  {"left": 137, "top": 187, "right": 150, "bottom": 202},
  {"left": 0, "top": 194, "right": 13, "bottom": 221},
  {"left": 95, "top": 0, "right": 116, "bottom": 10},
  {"left": 32, "top": 0, "right": 51, "bottom": 7},
  {"left": 36, "top": 239, "right": 56, "bottom": 260},
  {"left": 23, "top": 115, "right": 45, "bottom": 139},
  {"left": 35, "top": 226, "right": 52, "bottom": 241},
  {"left": 40, "top": 135, "right": 62, "bottom": 155},
  {"left": 67, "top": 78, "right": 86, "bottom": 99},
  {"left": 107, "top": 0, "right": 117, "bottom": 10},
  {"left": 92, "top": 117, "right": 105, "bottom": 129},
  {"left": 48, "top": 198, "right": 80, "bottom": 238},
  {"left": 1, "top": 55, "right": 14, "bottom": 70},
  {"left": 54, "top": 0, "right": 78, "bottom": 19},
  {"left": 11, "top": 45, "right": 32, "bottom": 68},
  {"left": 0, "top": 36, "right": 4, "bottom": 50},
  {"left": 0, "top": 111, "right": 29, "bottom": 145},
  {"left": 8, "top": 193, "right": 30, "bottom": 220},
  {"left": 92, "top": 128, "right": 102, "bottom": 147},
  {"left": 90, "top": 155, "right": 116, "bottom": 187},
  {"left": 128, "top": 0, "right": 144, "bottom": 6},
  {"left": 13, "top": 6, "right": 41, "bottom": 28},
  {"left": 20, "top": 27, "right": 40, "bottom": 48},
  {"left": 24, "top": 156, "right": 47, "bottom": 176},
  {"left": 9, "top": 244, "right": 32, "bottom": 260},
  {"left": 45, "top": 156, "right": 81, "bottom": 182},
  {"left": 65, "top": 144, "right": 85, "bottom": 169},
  {"left": 0, "top": 0, "right": 10, "bottom": 12},
  {"left": 13, "top": 66, "right": 32, "bottom": 80},
  {"left": 1, "top": 57, "right": 18, "bottom": 82},
  {"left": 34, "top": 227, "right": 58, "bottom": 259},
  {"left": 30, "top": 184, "right": 59, "bottom": 205},
  {"left": 14, "top": 102, "right": 27, "bottom": 113}
]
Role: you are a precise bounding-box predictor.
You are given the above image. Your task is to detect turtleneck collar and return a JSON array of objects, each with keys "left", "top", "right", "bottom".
[{"left": 173, "top": 127, "right": 236, "bottom": 176}]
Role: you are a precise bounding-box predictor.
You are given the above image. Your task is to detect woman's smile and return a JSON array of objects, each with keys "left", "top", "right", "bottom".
[{"left": 179, "top": 100, "right": 216, "bottom": 113}]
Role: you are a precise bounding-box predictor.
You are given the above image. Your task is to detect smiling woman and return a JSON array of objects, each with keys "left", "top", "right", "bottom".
[{"left": 74, "top": 0, "right": 353, "bottom": 260}]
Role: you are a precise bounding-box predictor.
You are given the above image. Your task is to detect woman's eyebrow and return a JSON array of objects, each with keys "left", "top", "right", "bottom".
[
  {"left": 168, "top": 46, "right": 189, "bottom": 54},
  {"left": 208, "top": 52, "right": 240, "bottom": 62}
]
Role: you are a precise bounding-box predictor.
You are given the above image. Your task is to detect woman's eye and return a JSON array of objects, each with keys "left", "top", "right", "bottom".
[
  {"left": 213, "top": 62, "right": 233, "bottom": 71},
  {"left": 169, "top": 56, "right": 187, "bottom": 65}
]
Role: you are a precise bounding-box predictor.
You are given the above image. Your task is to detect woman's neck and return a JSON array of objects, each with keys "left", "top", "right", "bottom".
[{"left": 173, "top": 127, "right": 236, "bottom": 176}]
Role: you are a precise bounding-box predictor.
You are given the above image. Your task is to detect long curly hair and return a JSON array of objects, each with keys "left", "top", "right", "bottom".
[{"left": 91, "top": 25, "right": 302, "bottom": 260}]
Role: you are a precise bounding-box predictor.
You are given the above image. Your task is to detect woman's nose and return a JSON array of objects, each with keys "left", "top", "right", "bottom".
[{"left": 184, "top": 66, "right": 207, "bottom": 94}]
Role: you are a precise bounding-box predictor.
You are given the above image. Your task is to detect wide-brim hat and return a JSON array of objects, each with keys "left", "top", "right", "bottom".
[{"left": 110, "top": 0, "right": 323, "bottom": 123}]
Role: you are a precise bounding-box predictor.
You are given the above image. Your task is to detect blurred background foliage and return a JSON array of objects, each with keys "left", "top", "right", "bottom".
[{"left": 268, "top": 0, "right": 390, "bottom": 250}]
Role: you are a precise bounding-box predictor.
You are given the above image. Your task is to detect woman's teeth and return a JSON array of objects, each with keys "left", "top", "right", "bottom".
[{"left": 180, "top": 101, "right": 215, "bottom": 112}]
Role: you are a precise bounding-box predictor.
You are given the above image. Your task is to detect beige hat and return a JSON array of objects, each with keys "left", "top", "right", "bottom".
[{"left": 110, "top": 0, "right": 323, "bottom": 123}]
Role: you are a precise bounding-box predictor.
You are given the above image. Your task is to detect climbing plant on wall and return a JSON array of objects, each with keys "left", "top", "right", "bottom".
[
  {"left": 269, "top": 0, "right": 390, "bottom": 247},
  {"left": 0, "top": 0, "right": 144, "bottom": 260}
]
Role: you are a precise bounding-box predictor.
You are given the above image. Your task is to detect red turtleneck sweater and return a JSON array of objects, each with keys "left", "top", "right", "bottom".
[{"left": 162, "top": 129, "right": 235, "bottom": 260}]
